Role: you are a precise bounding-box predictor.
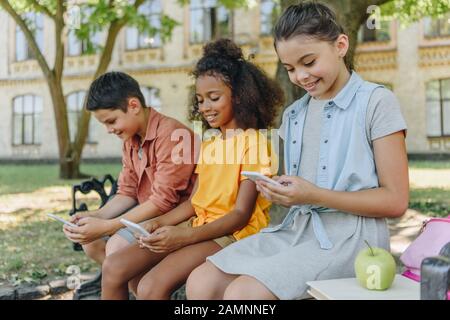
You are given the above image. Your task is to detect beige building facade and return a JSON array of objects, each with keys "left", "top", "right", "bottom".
[{"left": 0, "top": 1, "right": 449, "bottom": 161}]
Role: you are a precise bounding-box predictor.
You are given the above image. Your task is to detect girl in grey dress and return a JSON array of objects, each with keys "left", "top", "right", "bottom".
[{"left": 186, "top": 2, "right": 409, "bottom": 300}]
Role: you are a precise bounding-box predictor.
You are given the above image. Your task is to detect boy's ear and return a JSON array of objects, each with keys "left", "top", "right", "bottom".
[{"left": 127, "top": 97, "right": 142, "bottom": 114}]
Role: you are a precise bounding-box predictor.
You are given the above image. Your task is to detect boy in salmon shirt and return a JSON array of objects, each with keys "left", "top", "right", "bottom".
[{"left": 63, "top": 71, "right": 196, "bottom": 265}]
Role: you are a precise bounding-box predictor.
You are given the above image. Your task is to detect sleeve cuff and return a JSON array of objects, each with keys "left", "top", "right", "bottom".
[{"left": 148, "top": 194, "right": 178, "bottom": 213}]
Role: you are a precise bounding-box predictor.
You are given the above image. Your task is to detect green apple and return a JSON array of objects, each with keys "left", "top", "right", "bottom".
[{"left": 354, "top": 240, "right": 396, "bottom": 290}]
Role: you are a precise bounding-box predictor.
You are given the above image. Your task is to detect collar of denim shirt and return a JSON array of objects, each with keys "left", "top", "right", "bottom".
[{"left": 288, "top": 71, "right": 365, "bottom": 119}]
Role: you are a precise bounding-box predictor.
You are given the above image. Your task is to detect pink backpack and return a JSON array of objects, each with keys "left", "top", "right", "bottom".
[{"left": 400, "top": 215, "right": 450, "bottom": 298}]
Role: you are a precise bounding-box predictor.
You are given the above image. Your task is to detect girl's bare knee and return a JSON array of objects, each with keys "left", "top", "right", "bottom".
[
  {"left": 136, "top": 276, "right": 167, "bottom": 300},
  {"left": 223, "top": 276, "right": 277, "bottom": 300},
  {"left": 82, "top": 240, "right": 106, "bottom": 264},
  {"left": 223, "top": 280, "right": 246, "bottom": 300},
  {"left": 186, "top": 261, "right": 226, "bottom": 300},
  {"left": 186, "top": 265, "right": 205, "bottom": 299},
  {"left": 105, "top": 234, "right": 130, "bottom": 256},
  {"left": 102, "top": 254, "right": 127, "bottom": 287}
]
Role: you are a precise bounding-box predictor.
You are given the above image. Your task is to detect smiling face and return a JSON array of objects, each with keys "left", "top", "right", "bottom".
[
  {"left": 92, "top": 98, "right": 143, "bottom": 141},
  {"left": 276, "top": 34, "right": 350, "bottom": 99},
  {"left": 195, "top": 74, "right": 238, "bottom": 132}
]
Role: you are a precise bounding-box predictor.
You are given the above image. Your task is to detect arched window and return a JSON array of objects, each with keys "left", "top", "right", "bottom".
[
  {"left": 66, "top": 91, "right": 96, "bottom": 143},
  {"left": 15, "top": 12, "right": 44, "bottom": 61},
  {"left": 126, "top": 0, "right": 162, "bottom": 50},
  {"left": 141, "top": 86, "right": 162, "bottom": 112},
  {"left": 12, "top": 95, "right": 43, "bottom": 145}
]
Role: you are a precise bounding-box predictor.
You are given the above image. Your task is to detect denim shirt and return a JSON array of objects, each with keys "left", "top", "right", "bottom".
[{"left": 262, "top": 72, "right": 382, "bottom": 250}]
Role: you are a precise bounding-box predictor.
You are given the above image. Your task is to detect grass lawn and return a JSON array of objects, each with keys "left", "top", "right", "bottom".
[
  {"left": 0, "top": 160, "right": 448, "bottom": 287},
  {"left": 0, "top": 163, "right": 122, "bottom": 195},
  {"left": 0, "top": 162, "right": 122, "bottom": 287},
  {"left": 408, "top": 161, "right": 450, "bottom": 217},
  {"left": 408, "top": 160, "right": 450, "bottom": 169},
  {"left": 0, "top": 207, "right": 97, "bottom": 287}
]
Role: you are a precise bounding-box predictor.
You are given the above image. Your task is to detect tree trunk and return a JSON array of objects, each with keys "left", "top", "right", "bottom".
[
  {"left": 71, "top": 21, "right": 127, "bottom": 179},
  {"left": 71, "top": 1, "right": 145, "bottom": 179},
  {"left": 46, "top": 79, "right": 80, "bottom": 179}
]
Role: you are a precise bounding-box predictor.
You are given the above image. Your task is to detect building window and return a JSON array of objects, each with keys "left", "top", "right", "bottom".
[
  {"left": 67, "top": 30, "right": 101, "bottom": 56},
  {"left": 12, "top": 95, "right": 43, "bottom": 145},
  {"left": 126, "top": 0, "right": 162, "bottom": 50},
  {"left": 67, "top": 8, "right": 102, "bottom": 56},
  {"left": 15, "top": 13, "right": 44, "bottom": 61},
  {"left": 357, "top": 20, "right": 391, "bottom": 43},
  {"left": 426, "top": 78, "right": 450, "bottom": 137},
  {"left": 423, "top": 14, "right": 450, "bottom": 38},
  {"left": 260, "top": 0, "right": 279, "bottom": 36},
  {"left": 67, "top": 91, "right": 96, "bottom": 143},
  {"left": 141, "top": 87, "right": 162, "bottom": 112},
  {"left": 190, "top": 0, "right": 230, "bottom": 44}
]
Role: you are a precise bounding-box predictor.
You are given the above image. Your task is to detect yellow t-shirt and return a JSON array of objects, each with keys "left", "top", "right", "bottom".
[{"left": 191, "top": 129, "right": 275, "bottom": 240}]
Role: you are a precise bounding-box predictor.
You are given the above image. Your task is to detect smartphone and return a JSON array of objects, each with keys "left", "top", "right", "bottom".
[
  {"left": 241, "top": 171, "right": 282, "bottom": 186},
  {"left": 47, "top": 213, "right": 78, "bottom": 228},
  {"left": 120, "top": 218, "right": 151, "bottom": 237}
]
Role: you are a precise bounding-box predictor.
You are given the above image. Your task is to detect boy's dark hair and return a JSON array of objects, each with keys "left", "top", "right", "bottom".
[
  {"left": 273, "top": 2, "right": 351, "bottom": 70},
  {"left": 86, "top": 71, "right": 146, "bottom": 112},
  {"left": 190, "top": 38, "right": 285, "bottom": 130}
]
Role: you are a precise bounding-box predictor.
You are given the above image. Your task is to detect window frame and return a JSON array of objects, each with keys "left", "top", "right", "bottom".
[
  {"left": 426, "top": 78, "right": 450, "bottom": 138},
  {"left": 357, "top": 19, "right": 392, "bottom": 43},
  {"left": 189, "top": 0, "right": 231, "bottom": 44},
  {"left": 67, "top": 29, "right": 102, "bottom": 57},
  {"left": 141, "top": 86, "right": 162, "bottom": 112},
  {"left": 259, "top": 0, "right": 279, "bottom": 36},
  {"left": 66, "top": 7, "right": 102, "bottom": 57},
  {"left": 423, "top": 14, "right": 450, "bottom": 39},
  {"left": 125, "top": 0, "right": 162, "bottom": 51},
  {"left": 15, "top": 12, "right": 44, "bottom": 62},
  {"left": 66, "top": 90, "right": 97, "bottom": 144},
  {"left": 12, "top": 94, "right": 43, "bottom": 146}
]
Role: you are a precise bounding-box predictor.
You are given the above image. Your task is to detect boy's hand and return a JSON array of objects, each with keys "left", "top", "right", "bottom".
[
  {"left": 63, "top": 217, "right": 112, "bottom": 245},
  {"left": 138, "top": 226, "right": 193, "bottom": 253},
  {"left": 256, "top": 175, "right": 320, "bottom": 207},
  {"left": 69, "top": 210, "right": 99, "bottom": 224}
]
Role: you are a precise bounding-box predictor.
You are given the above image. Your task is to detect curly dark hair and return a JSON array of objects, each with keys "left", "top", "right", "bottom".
[{"left": 190, "top": 38, "right": 285, "bottom": 130}]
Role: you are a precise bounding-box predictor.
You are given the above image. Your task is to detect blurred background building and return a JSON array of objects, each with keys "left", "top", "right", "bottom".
[{"left": 0, "top": 0, "right": 449, "bottom": 160}]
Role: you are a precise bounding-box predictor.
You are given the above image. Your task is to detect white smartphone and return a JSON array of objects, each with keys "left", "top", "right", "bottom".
[
  {"left": 47, "top": 213, "right": 78, "bottom": 228},
  {"left": 120, "top": 218, "right": 151, "bottom": 237},
  {"left": 241, "top": 171, "right": 282, "bottom": 186}
]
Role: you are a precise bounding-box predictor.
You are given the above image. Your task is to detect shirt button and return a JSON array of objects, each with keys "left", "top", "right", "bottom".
[
  {"left": 324, "top": 139, "right": 328, "bottom": 143},
  {"left": 291, "top": 110, "right": 295, "bottom": 114},
  {"left": 327, "top": 114, "right": 331, "bottom": 119},
  {"left": 293, "top": 164, "right": 297, "bottom": 168},
  {"left": 322, "top": 166, "right": 326, "bottom": 170},
  {"left": 293, "top": 140, "right": 296, "bottom": 144},
  {"left": 295, "top": 121, "right": 298, "bottom": 125},
  {"left": 328, "top": 101, "right": 333, "bottom": 106}
]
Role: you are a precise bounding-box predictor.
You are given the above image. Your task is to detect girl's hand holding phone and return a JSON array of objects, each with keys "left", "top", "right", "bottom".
[
  {"left": 256, "top": 175, "right": 321, "bottom": 207},
  {"left": 138, "top": 225, "right": 194, "bottom": 253}
]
